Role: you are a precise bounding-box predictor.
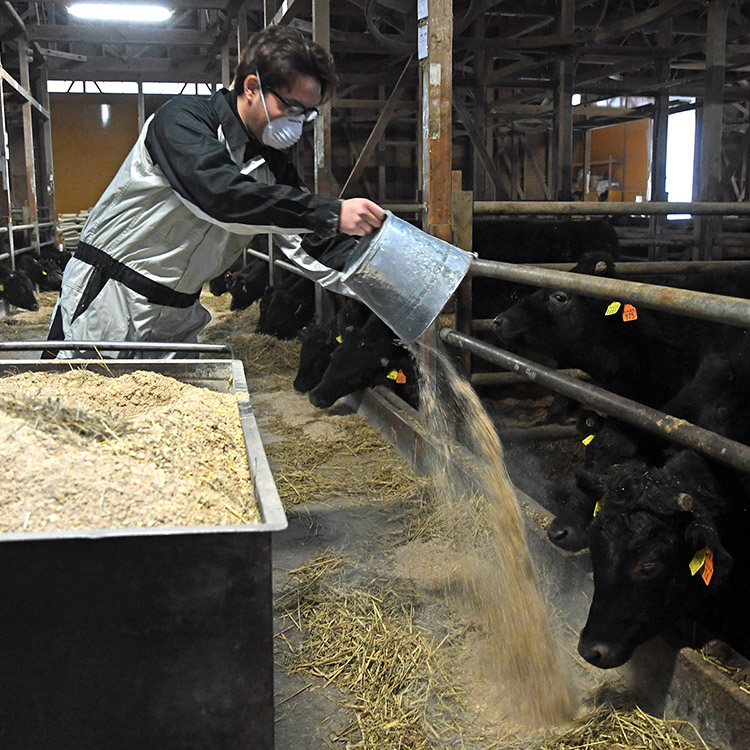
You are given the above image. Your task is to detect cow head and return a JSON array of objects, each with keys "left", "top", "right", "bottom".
[
  {"left": 308, "top": 316, "right": 402, "bottom": 409},
  {"left": 0, "top": 270, "right": 39, "bottom": 311},
  {"left": 293, "top": 323, "right": 339, "bottom": 393},
  {"left": 255, "top": 278, "right": 314, "bottom": 339},
  {"left": 578, "top": 450, "right": 732, "bottom": 668},
  {"left": 491, "top": 253, "right": 622, "bottom": 368}
]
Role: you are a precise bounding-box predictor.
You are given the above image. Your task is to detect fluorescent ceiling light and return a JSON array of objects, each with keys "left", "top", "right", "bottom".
[{"left": 68, "top": 3, "right": 172, "bottom": 22}]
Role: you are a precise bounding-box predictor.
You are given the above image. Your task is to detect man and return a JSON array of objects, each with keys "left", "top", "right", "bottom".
[{"left": 47, "top": 25, "right": 385, "bottom": 358}]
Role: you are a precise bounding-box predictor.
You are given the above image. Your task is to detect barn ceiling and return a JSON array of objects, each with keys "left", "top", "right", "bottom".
[{"left": 0, "top": 0, "right": 748, "bottom": 131}]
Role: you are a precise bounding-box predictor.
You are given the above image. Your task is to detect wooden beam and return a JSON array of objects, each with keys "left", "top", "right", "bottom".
[
  {"left": 271, "top": 0, "right": 308, "bottom": 26},
  {"left": 0, "top": 65, "right": 49, "bottom": 119},
  {"left": 452, "top": 93, "right": 510, "bottom": 198},
  {"left": 493, "top": 0, "right": 687, "bottom": 50},
  {"left": 28, "top": 25, "right": 216, "bottom": 46},
  {"left": 554, "top": 0, "right": 574, "bottom": 200},
  {"left": 339, "top": 56, "right": 412, "bottom": 198}
]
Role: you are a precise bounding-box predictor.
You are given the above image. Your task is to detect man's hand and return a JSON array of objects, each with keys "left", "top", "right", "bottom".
[{"left": 339, "top": 198, "right": 386, "bottom": 236}]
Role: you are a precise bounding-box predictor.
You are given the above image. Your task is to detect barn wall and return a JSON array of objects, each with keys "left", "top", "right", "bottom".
[
  {"left": 577, "top": 119, "right": 651, "bottom": 202},
  {"left": 50, "top": 93, "right": 172, "bottom": 215}
]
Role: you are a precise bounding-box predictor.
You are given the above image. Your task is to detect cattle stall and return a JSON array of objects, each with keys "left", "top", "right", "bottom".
[{"left": 0, "top": 348, "right": 287, "bottom": 749}]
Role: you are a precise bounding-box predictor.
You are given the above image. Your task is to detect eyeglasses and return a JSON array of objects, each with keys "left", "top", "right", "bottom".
[{"left": 265, "top": 86, "right": 319, "bottom": 123}]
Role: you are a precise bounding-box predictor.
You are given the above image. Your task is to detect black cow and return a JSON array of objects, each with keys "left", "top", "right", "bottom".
[
  {"left": 41, "top": 245, "right": 72, "bottom": 272},
  {"left": 0, "top": 262, "right": 38, "bottom": 311},
  {"left": 578, "top": 448, "right": 745, "bottom": 668},
  {"left": 228, "top": 259, "right": 271, "bottom": 311},
  {"left": 471, "top": 218, "right": 619, "bottom": 318},
  {"left": 255, "top": 274, "right": 315, "bottom": 339},
  {"left": 208, "top": 257, "right": 244, "bottom": 296},
  {"left": 17, "top": 253, "right": 63, "bottom": 292},
  {"left": 491, "top": 253, "right": 718, "bottom": 412},
  {"left": 573, "top": 336, "right": 750, "bottom": 667},
  {"left": 308, "top": 314, "right": 415, "bottom": 409},
  {"left": 547, "top": 411, "right": 651, "bottom": 552},
  {"left": 293, "top": 298, "right": 369, "bottom": 394}
]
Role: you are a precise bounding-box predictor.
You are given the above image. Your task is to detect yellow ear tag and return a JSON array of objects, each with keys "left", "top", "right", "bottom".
[
  {"left": 689, "top": 547, "right": 707, "bottom": 576},
  {"left": 593, "top": 500, "right": 603, "bottom": 517},
  {"left": 622, "top": 304, "right": 638, "bottom": 322},
  {"left": 395, "top": 369, "right": 407, "bottom": 384},
  {"left": 386, "top": 370, "right": 399, "bottom": 380},
  {"left": 335, "top": 335, "right": 343, "bottom": 344},
  {"left": 582, "top": 434, "right": 595, "bottom": 446},
  {"left": 605, "top": 301, "right": 621, "bottom": 316},
  {"left": 294, "top": 304, "right": 303, "bottom": 315}
]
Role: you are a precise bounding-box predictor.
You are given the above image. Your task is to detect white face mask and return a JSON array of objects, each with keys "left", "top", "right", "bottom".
[{"left": 256, "top": 70, "right": 303, "bottom": 150}]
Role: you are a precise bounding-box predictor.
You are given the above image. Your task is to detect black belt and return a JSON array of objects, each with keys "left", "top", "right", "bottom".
[{"left": 74, "top": 242, "right": 201, "bottom": 309}]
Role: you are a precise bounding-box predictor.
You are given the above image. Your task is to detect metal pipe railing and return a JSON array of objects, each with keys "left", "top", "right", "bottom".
[
  {"left": 473, "top": 201, "right": 750, "bottom": 216},
  {"left": 0, "top": 341, "right": 233, "bottom": 354},
  {"left": 521, "top": 260, "right": 750, "bottom": 274},
  {"left": 470, "top": 258, "right": 750, "bottom": 329},
  {"left": 245, "top": 248, "right": 306, "bottom": 278},
  {"left": 439, "top": 327, "right": 750, "bottom": 475}
]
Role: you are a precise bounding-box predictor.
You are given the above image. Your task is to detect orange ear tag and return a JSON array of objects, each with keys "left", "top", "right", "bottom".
[
  {"left": 701, "top": 548, "right": 714, "bottom": 585},
  {"left": 395, "top": 369, "right": 407, "bottom": 384},
  {"left": 386, "top": 370, "right": 399, "bottom": 381},
  {"left": 605, "top": 301, "right": 621, "bottom": 316},
  {"left": 582, "top": 434, "right": 595, "bottom": 446},
  {"left": 622, "top": 304, "right": 638, "bottom": 322}
]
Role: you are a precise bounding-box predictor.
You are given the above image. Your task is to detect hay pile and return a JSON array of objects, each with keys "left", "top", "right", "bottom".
[{"left": 540, "top": 689, "right": 709, "bottom": 749}]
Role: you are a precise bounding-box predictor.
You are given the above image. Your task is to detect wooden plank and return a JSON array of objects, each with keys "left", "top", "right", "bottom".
[
  {"left": 0, "top": 66, "right": 48, "bottom": 120},
  {"left": 17, "top": 44, "right": 38, "bottom": 241}
]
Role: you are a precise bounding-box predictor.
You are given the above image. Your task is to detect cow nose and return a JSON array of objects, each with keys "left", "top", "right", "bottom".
[
  {"left": 546, "top": 522, "right": 586, "bottom": 552},
  {"left": 578, "top": 639, "right": 617, "bottom": 668}
]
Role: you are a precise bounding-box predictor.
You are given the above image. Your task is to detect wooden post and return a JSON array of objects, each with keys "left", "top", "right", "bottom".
[
  {"left": 694, "top": 0, "right": 727, "bottom": 260},
  {"left": 452, "top": 170, "right": 473, "bottom": 375},
  {"left": 0, "top": 50, "right": 15, "bottom": 267},
  {"left": 34, "top": 63, "right": 56, "bottom": 231},
  {"left": 137, "top": 80, "right": 145, "bottom": 133},
  {"left": 313, "top": 0, "right": 337, "bottom": 197},
  {"left": 554, "top": 0, "right": 575, "bottom": 200},
  {"left": 18, "top": 43, "right": 40, "bottom": 254},
  {"left": 419, "top": 0, "right": 453, "bottom": 420}
]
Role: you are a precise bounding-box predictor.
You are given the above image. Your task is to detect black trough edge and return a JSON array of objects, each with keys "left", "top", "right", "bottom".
[{"left": 343, "top": 385, "right": 750, "bottom": 750}]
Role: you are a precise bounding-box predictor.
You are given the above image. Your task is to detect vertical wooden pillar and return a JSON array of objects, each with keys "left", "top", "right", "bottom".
[
  {"left": 420, "top": 0, "right": 453, "bottom": 240},
  {"left": 137, "top": 80, "right": 145, "bottom": 133},
  {"left": 583, "top": 128, "right": 591, "bottom": 200},
  {"left": 236, "top": 1, "right": 249, "bottom": 58},
  {"left": 650, "top": 19, "right": 671, "bottom": 259},
  {"left": 221, "top": 42, "right": 231, "bottom": 88},
  {"left": 418, "top": 0, "right": 452, "bottom": 415},
  {"left": 0, "top": 51, "right": 15, "bottom": 266},
  {"left": 694, "top": 0, "right": 727, "bottom": 260},
  {"left": 554, "top": 0, "right": 574, "bottom": 200},
  {"left": 377, "top": 84, "right": 387, "bottom": 202},
  {"left": 18, "top": 42, "right": 39, "bottom": 251},
  {"left": 35, "top": 64, "right": 56, "bottom": 230},
  {"left": 452, "top": 170, "right": 473, "bottom": 375},
  {"left": 313, "top": 0, "right": 336, "bottom": 197},
  {"left": 472, "top": 14, "right": 488, "bottom": 200}
]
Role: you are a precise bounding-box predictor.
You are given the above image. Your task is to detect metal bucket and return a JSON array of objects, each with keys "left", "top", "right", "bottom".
[{"left": 342, "top": 211, "right": 473, "bottom": 343}]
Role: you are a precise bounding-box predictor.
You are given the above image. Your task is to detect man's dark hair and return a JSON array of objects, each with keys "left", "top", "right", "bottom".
[{"left": 233, "top": 25, "right": 338, "bottom": 101}]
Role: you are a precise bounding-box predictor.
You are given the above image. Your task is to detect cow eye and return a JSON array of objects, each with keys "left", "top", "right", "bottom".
[
  {"left": 551, "top": 292, "right": 569, "bottom": 305},
  {"left": 635, "top": 561, "right": 663, "bottom": 580}
]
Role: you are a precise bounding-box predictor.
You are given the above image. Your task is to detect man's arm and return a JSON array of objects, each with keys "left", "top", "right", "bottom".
[{"left": 145, "top": 97, "right": 341, "bottom": 237}]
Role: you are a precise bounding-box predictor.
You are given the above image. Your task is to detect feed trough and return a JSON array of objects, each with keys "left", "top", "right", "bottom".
[{"left": 0, "top": 344, "right": 286, "bottom": 750}]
